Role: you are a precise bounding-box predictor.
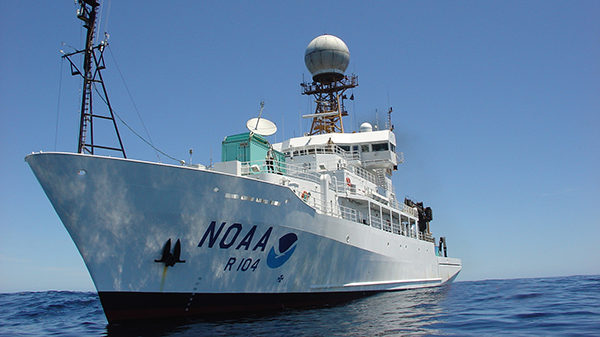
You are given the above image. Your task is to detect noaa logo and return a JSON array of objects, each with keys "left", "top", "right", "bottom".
[{"left": 266, "top": 233, "right": 298, "bottom": 268}]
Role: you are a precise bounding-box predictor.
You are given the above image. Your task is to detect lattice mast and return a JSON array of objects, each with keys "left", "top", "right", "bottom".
[
  {"left": 62, "top": 0, "right": 126, "bottom": 158},
  {"left": 301, "top": 35, "right": 358, "bottom": 135}
]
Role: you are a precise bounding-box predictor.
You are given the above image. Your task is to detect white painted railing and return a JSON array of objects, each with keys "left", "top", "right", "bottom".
[
  {"left": 284, "top": 143, "right": 360, "bottom": 161},
  {"left": 238, "top": 159, "right": 427, "bottom": 241}
]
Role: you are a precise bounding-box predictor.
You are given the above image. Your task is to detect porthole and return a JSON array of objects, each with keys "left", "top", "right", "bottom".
[
  {"left": 213, "top": 187, "right": 219, "bottom": 192},
  {"left": 346, "top": 235, "right": 350, "bottom": 243},
  {"left": 77, "top": 169, "right": 86, "bottom": 176}
]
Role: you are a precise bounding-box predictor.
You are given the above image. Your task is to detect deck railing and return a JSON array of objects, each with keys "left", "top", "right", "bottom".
[
  {"left": 237, "top": 158, "right": 427, "bottom": 241},
  {"left": 284, "top": 143, "right": 360, "bottom": 162}
]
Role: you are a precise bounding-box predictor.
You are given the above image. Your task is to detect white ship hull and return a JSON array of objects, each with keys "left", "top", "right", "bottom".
[{"left": 26, "top": 152, "right": 460, "bottom": 322}]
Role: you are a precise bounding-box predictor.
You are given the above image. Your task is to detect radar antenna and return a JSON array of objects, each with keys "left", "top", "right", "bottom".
[
  {"left": 301, "top": 35, "right": 358, "bottom": 135},
  {"left": 386, "top": 106, "right": 393, "bottom": 131},
  {"left": 62, "top": 0, "right": 126, "bottom": 157}
]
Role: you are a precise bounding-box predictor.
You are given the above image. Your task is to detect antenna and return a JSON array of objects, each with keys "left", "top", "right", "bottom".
[
  {"left": 386, "top": 91, "right": 393, "bottom": 130},
  {"left": 246, "top": 101, "right": 277, "bottom": 136},
  {"left": 63, "top": 0, "right": 126, "bottom": 157},
  {"left": 301, "top": 35, "right": 358, "bottom": 135}
]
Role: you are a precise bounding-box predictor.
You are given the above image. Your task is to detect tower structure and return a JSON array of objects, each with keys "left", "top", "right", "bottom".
[
  {"left": 301, "top": 35, "right": 358, "bottom": 135},
  {"left": 62, "top": 0, "right": 126, "bottom": 157}
]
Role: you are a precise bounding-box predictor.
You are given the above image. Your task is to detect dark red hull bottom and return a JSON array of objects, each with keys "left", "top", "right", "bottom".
[{"left": 98, "top": 291, "right": 377, "bottom": 323}]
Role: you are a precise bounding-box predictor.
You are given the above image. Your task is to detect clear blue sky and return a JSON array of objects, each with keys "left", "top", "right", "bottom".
[{"left": 1, "top": 1, "right": 598, "bottom": 292}]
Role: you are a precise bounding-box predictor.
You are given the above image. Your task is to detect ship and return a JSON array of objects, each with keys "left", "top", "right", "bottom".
[{"left": 26, "top": 0, "right": 461, "bottom": 323}]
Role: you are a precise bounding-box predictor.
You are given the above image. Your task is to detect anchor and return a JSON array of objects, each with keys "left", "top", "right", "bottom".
[{"left": 155, "top": 238, "right": 186, "bottom": 267}]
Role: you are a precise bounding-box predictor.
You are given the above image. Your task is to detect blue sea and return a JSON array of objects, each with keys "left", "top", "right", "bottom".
[{"left": 1, "top": 275, "right": 599, "bottom": 336}]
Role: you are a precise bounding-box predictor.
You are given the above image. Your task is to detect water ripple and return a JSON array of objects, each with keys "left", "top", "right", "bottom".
[{"left": 1, "top": 275, "right": 599, "bottom": 336}]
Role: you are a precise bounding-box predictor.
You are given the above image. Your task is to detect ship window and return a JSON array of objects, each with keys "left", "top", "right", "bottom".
[
  {"left": 361, "top": 144, "right": 370, "bottom": 152},
  {"left": 225, "top": 193, "right": 239, "bottom": 199},
  {"left": 372, "top": 143, "right": 389, "bottom": 152},
  {"left": 255, "top": 198, "right": 269, "bottom": 204},
  {"left": 340, "top": 145, "right": 350, "bottom": 152},
  {"left": 241, "top": 195, "right": 255, "bottom": 201},
  {"left": 270, "top": 200, "right": 281, "bottom": 206},
  {"left": 390, "top": 144, "right": 395, "bottom": 152}
]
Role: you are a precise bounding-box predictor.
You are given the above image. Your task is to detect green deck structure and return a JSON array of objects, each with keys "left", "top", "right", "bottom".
[{"left": 221, "top": 132, "right": 285, "bottom": 174}]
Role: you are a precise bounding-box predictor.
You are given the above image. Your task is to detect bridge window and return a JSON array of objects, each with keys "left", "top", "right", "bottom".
[
  {"left": 361, "top": 144, "right": 370, "bottom": 152},
  {"left": 372, "top": 143, "right": 389, "bottom": 152}
]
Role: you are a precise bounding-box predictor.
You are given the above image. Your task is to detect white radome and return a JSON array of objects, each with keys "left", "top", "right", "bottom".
[
  {"left": 360, "top": 122, "right": 373, "bottom": 133},
  {"left": 304, "top": 35, "right": 350, "bottom": 81}
]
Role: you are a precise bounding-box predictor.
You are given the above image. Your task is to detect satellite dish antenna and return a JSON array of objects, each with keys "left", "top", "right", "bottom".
[{"left": 246, "top": 101, "right": 277, "bottom": 136}]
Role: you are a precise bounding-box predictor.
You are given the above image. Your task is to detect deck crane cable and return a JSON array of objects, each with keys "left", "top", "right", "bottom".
[
  {"left": 54, "top": 57, "right": 65, "bottom": 151},
  {"left": 91, "top": 83, "right": 182, "bottom": 164},
  {"left": 94, "top": 0, "right": 112, "bottom": 44},
  {"left": 107, "top": 45, "right": 161, "bottom": 162}
]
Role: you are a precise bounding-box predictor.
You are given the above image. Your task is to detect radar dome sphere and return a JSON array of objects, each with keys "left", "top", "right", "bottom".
[
  {"left": 359, "top": 122, "right": 373, "bottom": 133},
  {"left": 304, "top": 35, "right": 350, "bottom": 83}
]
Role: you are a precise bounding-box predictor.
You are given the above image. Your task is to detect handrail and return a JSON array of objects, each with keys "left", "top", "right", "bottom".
[
  {"left": 238, "top": 158, "right": 420, "bottom": 228},
  {"left": 240, "top": 158, "right": 378, "bottom": 192},
  {"left": 240, "top": 159, "right": 322, "bottom": 185},
  {"left": 348, "top": 164, "right": 377, "bottom": 185},
  {"left": 301, "top": 74, "right": 358, "bottom": 95},
  {"left": 284, "top": 143, "right": 360, "bottom": 161},
  {"left": 292, "top": 187, "right": 427, "bottom": 242}
]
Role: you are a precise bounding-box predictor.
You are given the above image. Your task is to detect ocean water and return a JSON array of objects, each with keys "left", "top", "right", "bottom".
[{"left": 1, "top": 275, "right": 599, "bottom": 336}]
